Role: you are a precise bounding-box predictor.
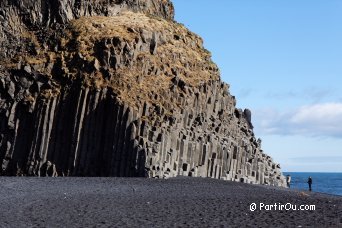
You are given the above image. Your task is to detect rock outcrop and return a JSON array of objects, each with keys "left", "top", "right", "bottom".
[{"left": 0, "top": 0, "right": 286, "bottom": 186}]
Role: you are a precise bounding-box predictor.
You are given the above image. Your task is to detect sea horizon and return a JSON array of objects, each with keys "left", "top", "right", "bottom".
[{"left": 283, "top": 172, "right": 342, "bottom": 196}]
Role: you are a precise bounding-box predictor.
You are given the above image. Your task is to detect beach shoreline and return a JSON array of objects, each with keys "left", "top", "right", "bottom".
[{"left": 0, "top": 177, "right": 341, "bottom": 227}]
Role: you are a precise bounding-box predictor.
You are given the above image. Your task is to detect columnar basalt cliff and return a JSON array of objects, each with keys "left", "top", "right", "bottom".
[{"left": 0, "top": 0, "right": 286, "bottom": 186}]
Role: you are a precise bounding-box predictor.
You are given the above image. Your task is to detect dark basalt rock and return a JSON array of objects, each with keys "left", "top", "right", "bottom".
[{"left": 0, "top": 0, "right": 286, "bottom": 186}]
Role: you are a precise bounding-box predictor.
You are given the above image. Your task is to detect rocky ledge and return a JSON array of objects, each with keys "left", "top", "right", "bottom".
[{"left": 0, "top": 0, "right": 286, "bottom": 186}]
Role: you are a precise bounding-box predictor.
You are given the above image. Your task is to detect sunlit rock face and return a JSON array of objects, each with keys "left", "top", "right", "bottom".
[{"left": 0, "top": 0, "right": 286, "bottom": 187}]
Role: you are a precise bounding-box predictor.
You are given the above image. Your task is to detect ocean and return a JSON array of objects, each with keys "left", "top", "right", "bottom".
[{"left": 283, "top": 172, "right": 342, "bottom": 196}]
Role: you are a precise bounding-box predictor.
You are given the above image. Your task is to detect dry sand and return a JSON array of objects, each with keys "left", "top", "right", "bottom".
[{"left": 0, "top": 177, "right": 341, "bottom": 227}]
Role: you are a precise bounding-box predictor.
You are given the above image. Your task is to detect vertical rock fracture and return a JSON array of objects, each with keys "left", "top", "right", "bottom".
[{"left": 0, "top": 0, "right": 286, "bottom": 186}]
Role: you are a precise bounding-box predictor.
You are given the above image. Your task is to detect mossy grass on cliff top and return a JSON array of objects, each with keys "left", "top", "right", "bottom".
[
  {"left": 1, "top": 11, "right": 220, "bottom": 112},
  {"left": 62, "top": 11, "right": 220, "bottom": 109}
]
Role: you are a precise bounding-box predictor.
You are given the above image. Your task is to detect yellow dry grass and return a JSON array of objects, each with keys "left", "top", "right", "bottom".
[
  {"left": 65, "top": 11, "right": 220, "bottom": 109},
  {"left": 3, "top": 11, "right": 220, "bottom": 112}
]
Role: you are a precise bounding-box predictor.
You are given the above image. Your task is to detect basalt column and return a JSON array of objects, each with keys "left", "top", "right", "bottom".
[{"left": 0, "top": 0, "right": 286, "bottom": 187}]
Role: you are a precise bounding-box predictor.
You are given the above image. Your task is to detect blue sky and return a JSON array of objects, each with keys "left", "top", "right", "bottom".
[{"left": 173, "top": 0, "right": 342, "bottom": 172}]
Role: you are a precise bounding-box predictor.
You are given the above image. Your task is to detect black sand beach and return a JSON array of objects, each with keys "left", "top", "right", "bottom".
[{"left": 0, "top": 177, "right": 341, "bottom": 227}]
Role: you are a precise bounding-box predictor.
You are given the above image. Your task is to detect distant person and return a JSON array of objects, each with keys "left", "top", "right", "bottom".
[
  {"left": 286, "top": 175, "right": 291, "bottom": 188},
  {"left": 308, "top": 176, "right": 313, "bottom": 191}
]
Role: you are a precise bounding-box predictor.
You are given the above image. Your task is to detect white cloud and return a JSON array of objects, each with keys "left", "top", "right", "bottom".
[
  {"left": 264, "top": 87, "right": 336, "bottom": 103},
  {"left": 291, "top": 156, "right": 342, "bottom": 163},
  {"left": 254, "top": 102, "right": 342, "bottom": 138},
  {"left": 237, "top": 88, "right": 253, "bottom": 99}
]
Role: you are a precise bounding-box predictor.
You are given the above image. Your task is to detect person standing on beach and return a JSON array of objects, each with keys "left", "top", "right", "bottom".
[
  {"left": 286, "top": 175, "right": 291, "bottom": 188},
  {"left": 308, "top": 176, "right": 313, "bottom": 191}
]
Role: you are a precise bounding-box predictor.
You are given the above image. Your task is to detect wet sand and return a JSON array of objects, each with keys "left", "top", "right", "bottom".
[{"left": 0, "top": 177, "right": 341, "bottom": 227}]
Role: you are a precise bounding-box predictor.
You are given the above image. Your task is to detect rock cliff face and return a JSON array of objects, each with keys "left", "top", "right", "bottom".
[{"left": 0, "top": 0, "right": 286, "bottom": 186}]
